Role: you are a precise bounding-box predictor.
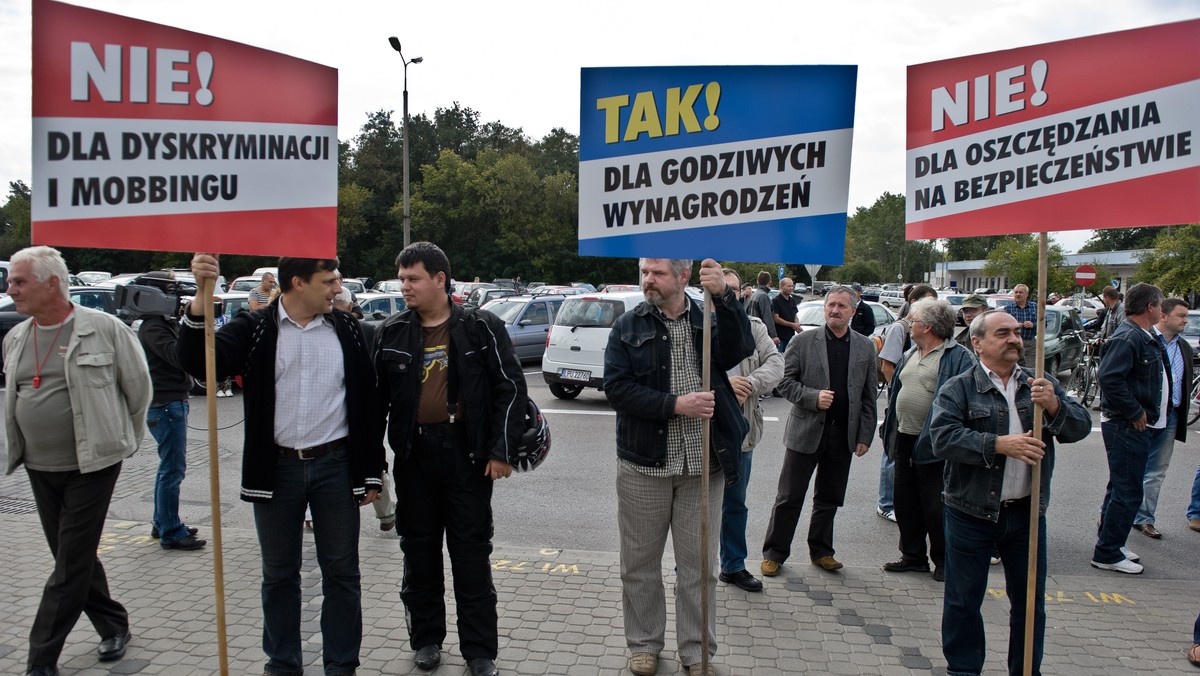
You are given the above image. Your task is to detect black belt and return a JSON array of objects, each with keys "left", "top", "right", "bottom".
[
  {"left": 416, "top": 422, "right": 454, "bottom": 438},
  {"left": 277, "top": 437, "right": 347, "bottom": 460},
  {"left": 1000, "top": 495, "right": 1031, "bottom": 509}
]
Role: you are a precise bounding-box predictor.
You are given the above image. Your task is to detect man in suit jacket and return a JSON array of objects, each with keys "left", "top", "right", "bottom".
[
  {"left": 1133, "top": 297, "right": 1194, "bottom": 539},
  {"left": 761, "top": 286, "right": 878, "bottom": 575}
]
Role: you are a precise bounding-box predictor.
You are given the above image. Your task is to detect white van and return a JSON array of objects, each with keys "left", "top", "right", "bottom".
[
  {"left": 541, "top": 290, "right": 644, "bottom": 399},
  {"left": 878, "top": 289, "right": 905, "bottom": 309}
]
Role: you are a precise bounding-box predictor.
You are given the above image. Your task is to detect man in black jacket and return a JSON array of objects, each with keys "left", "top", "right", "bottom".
[
  {"left": 180, "top": 254, "right": 382, "bottom": 676},
  {"left": 375, "top": 242, "right": 526, "bottom": 676},
  {"left": 135, "top": 271, "right": 206, "bottom": 551}
]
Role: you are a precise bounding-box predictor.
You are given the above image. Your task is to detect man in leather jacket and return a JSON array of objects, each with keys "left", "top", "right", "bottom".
[{"left": 374, "top": 242, "right": 526, "bottom": 676}]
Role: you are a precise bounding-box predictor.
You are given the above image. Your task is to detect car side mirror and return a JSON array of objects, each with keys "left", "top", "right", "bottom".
[{"left": 519, "top": 319, "right": 533, "bottom": 326}]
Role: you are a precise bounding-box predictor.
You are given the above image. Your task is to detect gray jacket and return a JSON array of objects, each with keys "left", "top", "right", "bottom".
[
  {"left": 736, "top": 317, "right": 784, "bottom": 450},
  {"left": 5, "top": 304, "right": 151, "bottom": 475},
  {"left": 778, "top": 326, "right": 878, "bottom": 454}
]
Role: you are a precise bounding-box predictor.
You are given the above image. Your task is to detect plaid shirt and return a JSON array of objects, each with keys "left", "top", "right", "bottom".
[
  {"left": 1006, "top": 301, "right": 1039, "bottom": 340},
  {"left": 622, "top": 306, "right": 704, "bottom": 477}
]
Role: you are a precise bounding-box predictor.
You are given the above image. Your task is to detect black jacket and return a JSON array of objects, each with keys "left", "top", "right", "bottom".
[
  {"left": 375, "top": 300, "right": 527, "bottom": 465},
  {"left": 177, "top": 298, "right": 383, "bottom": 503},
  {"left": 851, "top": 301, "right": 876, "bottom": 336},
  {"left": 138, "top": 314, "right": 191, "bottom": 405},
  {"left": 603, "top": 287, "right": 754, "bottom": 485}
]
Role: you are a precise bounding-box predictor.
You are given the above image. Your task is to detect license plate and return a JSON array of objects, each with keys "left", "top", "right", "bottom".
[{"left": 559, "top": 368, "right": 591, "bottom": 382}]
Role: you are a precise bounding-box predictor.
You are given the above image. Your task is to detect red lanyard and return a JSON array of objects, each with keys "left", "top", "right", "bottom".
[{"left": 32, "top": 307, "right": 73, "bottom": 390}]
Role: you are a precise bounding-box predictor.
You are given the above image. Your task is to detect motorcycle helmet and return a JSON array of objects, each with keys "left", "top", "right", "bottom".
[{"left": 508, "top": 398, "right": 550, "bottom": 472}]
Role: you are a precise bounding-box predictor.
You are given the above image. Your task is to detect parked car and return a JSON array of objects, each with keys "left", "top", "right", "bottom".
[
  {"left": 451, "top": 281, "right": 496, "bottom": 304},
  {"left": 77, "top": 271, "right": 112, "bottom": 285},
  {"left": 1039, "top": 306, "right": 1087, "bottom": 377},
  {"left": 357, "top": 292, "right": 406, "bottom": 319},
  {"left": 491, "top": 278, "right": 526, "bottom": 293},
  {"left": 878, "top": 289, "right": 905, "bottom": 309},
  {"left": 1183, "top": 310, "right": 1200, "bottom": 362},
  {"left": 372, "top": 279, "right": 404, "bottom": 294},
  {"left": 465, "top": 286, "right": 518, "bottom": 309},
  {"left": 481, "top": 294, "right": 565, "bottom": 363},
  {"left": 541, "top": 291, "right": 644, "bottom": 399},
  {"left": 531, "top": 285, "right": 587, "bottom": 297},
  {"left": 793, "top": 299, "right": 896, "bottom": 339},
  {"left": 216, "top": 291, "right": 252, "bottom": 323},
  {"left": 1056, "top": 295, "right": 1104, "bottom": 321},
  {"left": 602, "top": 284, "right": 640, "bottom": 293},
  {"left": 794, "top": 282, "right": 809, "bottom": 294},
  {"left": 571, "top": 282, "right": 597, "bottom": 292},
  {"left": 0, "top": 286, "right": 127, "bottom": 369},
  {"left": 229, "top": 275, "right": 262, "bottom": 292},
  {"left": 339, "top": 278, "right": 368, "bottom": 295}
]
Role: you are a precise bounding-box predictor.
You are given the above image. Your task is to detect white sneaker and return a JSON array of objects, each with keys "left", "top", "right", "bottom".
[
  {"left": 989, "top": 556, "right": 1001, "bottom": 565},
  {"left": 876, "top": 506, "right": 897, "bottom": 523},
  {"left": 1120, "top": 546, "right": 1140, "bottom": 563},
  {"left": 1091, "top": 558, "right": 1143, "bottom": 574}
]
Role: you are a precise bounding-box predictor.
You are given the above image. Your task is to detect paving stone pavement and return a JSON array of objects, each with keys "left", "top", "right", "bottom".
[{"left": 1, "top": 510, "right": 1198, "bottom": 675}]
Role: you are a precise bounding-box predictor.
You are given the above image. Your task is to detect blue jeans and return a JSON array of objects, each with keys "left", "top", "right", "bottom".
[
  {"left": 1094, "top": 420, "right": 1153, "bottom": 564},
  {"left": 1189, "top": 461, "right": 1200, "bottom": 521},
  {"left": 253, "top": 446, "right": 361, "bottom": 675},
  {"left": 719, "top": 449, "right": 754, "bottom": 573},
  {"left": 148, "top": 400, "right": 190, "bottom": 543},
  {"left": 1136, "top": 411, "right": 1176, "bottom": 526},
  {"left": 943, "top": 502, "right": 1046, "bottom": 676},
  {"left": 878, "top": 451, "right": 894, "bottom": 512}
]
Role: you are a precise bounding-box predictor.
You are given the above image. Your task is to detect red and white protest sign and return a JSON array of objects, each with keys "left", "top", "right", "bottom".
[
  {"left": 1074, "top": 264, "right": 1097, "bottom": 286},
  {"left": 906, "top": 19, "right": 1200, "bottom": 240},
  {"left": 32, "top": 0, "right": 338, "bottom": 257}
]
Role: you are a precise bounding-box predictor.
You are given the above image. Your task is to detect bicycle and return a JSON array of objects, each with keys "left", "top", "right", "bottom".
[
  {"left": 1189, "top": 371, "right": 1200, "bottom": 427},
  {"left": 1067, "top": 336, "right": 1101, "bottom": 408}
]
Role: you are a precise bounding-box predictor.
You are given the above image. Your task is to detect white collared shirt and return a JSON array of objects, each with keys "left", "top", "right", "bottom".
[
  {"left": 273, "top": 299, "right": 348, "bottom": 448},
  {"left": 984, "top": 364, "right": 1032, "bottom": 501}
]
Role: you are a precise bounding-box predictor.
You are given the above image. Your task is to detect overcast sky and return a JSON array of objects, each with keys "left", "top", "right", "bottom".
[{"left": 2, "top": 0, "right": 1195, "bottom": 254}]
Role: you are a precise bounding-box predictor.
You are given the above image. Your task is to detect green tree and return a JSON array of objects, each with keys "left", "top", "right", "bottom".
[
  {"left": 844, "top": 192, "right": 936, "bottom": 282},
  {"left": 1079, "top": 226, "right": 1164, "bottom": 253},
  {"left": 945, "top": 235, "right": 1020, "bottom": 260},
  {"left": 982, "top": 236, "right": 1075, "bottom": 294},
  {"left": 0, "top": 180, "right": 32, "bottom": 258},
  {"left": 1138, "top": 223, "right": 1200, "bottom": 296},
  {"left": 830, "top": 260, "right": 884, "bottom": 284}
]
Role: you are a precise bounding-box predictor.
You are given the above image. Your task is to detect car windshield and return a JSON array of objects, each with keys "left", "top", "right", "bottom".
[
  {"left": 231, "top": 278, "right": 259, "bottom": 291},
  {"left": 483, "top": 299, "right": 527, "bottom": 323},
  {"left": 555, "top": 299, "right": 625, "bottom": 327},
  {"left": 796, "top": 305, "right": 826, "bottom": 325}
]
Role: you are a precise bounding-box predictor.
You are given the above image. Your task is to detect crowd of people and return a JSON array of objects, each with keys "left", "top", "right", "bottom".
[{"left": 4, "top": 244, "right": 1198, "bottom": 675}]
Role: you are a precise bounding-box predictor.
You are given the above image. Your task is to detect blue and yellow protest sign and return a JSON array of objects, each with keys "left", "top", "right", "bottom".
[{"left": 579, "top": 66, "right": 857, "bottom": 263}]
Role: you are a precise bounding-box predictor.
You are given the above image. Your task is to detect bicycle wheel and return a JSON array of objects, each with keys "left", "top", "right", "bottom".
[
  {"left": 1067, "top": 363, "right": 1088, "bottom": 399},
  {"left": 1081, "top": 362, "right": 1099, "bottom": 408},
  {"left": 1189, "top": 376, "right": 1200, "bottom": 427}
]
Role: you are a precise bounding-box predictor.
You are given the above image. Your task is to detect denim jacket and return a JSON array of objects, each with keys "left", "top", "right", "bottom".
[
  {"left": 604, "top": 287, "right": 754, "bottom": 485},
  {"left": 879, "top": 338, "right": 976, "bottom": 465},
  {"left": 1098, "top": 319, "right": 1166, "bottom": 425},
  {"left": 929, "top": 363, "right": 1091, "bottom": 521}
]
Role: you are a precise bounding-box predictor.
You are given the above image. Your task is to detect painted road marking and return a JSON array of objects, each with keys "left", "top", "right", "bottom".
[{"left": 987, "top": 588, "right": 1135, "bottom": 604}]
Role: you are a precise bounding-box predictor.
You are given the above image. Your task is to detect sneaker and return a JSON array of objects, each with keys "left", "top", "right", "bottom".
[
  {"left": 629, "top": 652, "right": 658, "bottom": 676},
  {"left": 1120, "top": 546, "right": 1140, "bottom": 563},
  {"left": 989, "top": 555, "right": 1002, "bottom": 565},
  {"left": 876, "top": 506, "right": 897, "bottom": 523},
  {"left": 1090, "top": 558, "right": 1143, "bottom": 574},
  {"left": 760, "top": 559, "right": 781, "bottom": 577}
]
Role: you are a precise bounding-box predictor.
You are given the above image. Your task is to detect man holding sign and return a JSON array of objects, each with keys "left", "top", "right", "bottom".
[
  {"left": 604, "top": 258, "right": 752, "bottom": 676},
  {"left": 180, "top": 254, "right": 382, "bottom": 676}
]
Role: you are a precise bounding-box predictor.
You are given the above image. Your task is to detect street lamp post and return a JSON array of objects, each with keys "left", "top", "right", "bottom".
[{"left": 388, "top": 37, "right": 422, "bottom": 248}]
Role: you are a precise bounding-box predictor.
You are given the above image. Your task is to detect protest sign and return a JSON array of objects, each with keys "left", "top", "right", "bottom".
[
  {"left": 906, "top": 19, "right": 1200, "bottom": 239},
  {"left": 580, "top": 66, "right": 857, "bottom": 263},
  {"left": 32, "top": 0, "right": 338, "bottom": 257}
]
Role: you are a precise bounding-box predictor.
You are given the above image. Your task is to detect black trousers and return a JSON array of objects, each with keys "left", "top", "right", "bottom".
[
  {"left": 763, "top": 423, "right": 853, "bottom": 563},
  {"left": 25, "top": 463, "right": 128, "bottom": 669},
  {"left": 892, "top": 433, "right": 946, "bottom": 567},
  {"left": 396, "top": 427, "right": 497, "bottom": 660}
]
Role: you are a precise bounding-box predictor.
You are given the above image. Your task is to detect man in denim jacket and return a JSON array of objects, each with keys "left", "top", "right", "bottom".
[
  {"left": 604, "top": 258, "right": 753, "bottom": 676},
  {"left": 1092, "top": 282, "right": 1167, "bottom": 574},
  {"left": 930, "top": 310, "right": 1090, "bottom": 676}
]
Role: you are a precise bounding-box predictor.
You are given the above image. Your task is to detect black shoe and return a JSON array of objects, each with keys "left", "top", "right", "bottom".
[
  {"left": 882, "top": 559, "right": 930, "bottom": 573},
  {"left": 97, "top": 629, "right": 131, "bottom": 661},
  {"left": 932, "top": 565, "right": 945, "bottom": 582},
  {"left": 719, "top": 569, "right": 763, "bottom": 592},
  {"left": 151, "top": 525, "right": 198, "bottom": 539},
  {"left": 26, "top": 666, "right": 59, "bottom": 676},
  {"left": 161, "top": 534, "right": 207, "bottom": 550},
  {"left": 414, "top": 645, "right": 441, "bottom": 670},
  {"left": 467, "top": 658, "right": 499, "bottom": 676}
]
